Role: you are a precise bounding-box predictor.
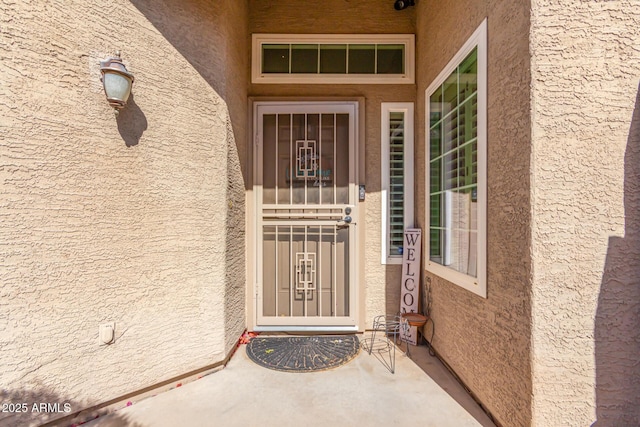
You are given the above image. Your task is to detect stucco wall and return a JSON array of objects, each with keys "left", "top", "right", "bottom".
[
  {"left": 530, "top": 1, "right": 640, "bottom": 425},
  {"left": 248, "top": 0, "right": 416, "bottom": 329},
  {"left": 0, "top": 0, "right": 247, "bottom": 424},
  {"left": 416, "top": 1, "right": 532, "bottom": 426}
]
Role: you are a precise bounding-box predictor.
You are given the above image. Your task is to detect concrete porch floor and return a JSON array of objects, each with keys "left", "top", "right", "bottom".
[{"left": 85, "top": 336, "right": 496, "bottom": 427}]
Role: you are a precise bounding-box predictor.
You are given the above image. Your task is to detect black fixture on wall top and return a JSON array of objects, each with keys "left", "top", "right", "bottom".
[{"left": 394, "top": 0, "right": 415, "bottom": 10}]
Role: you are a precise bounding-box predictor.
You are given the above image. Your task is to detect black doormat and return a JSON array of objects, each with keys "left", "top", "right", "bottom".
[{"left": 246, "top": 335, "right": 360, "bottom": 372}]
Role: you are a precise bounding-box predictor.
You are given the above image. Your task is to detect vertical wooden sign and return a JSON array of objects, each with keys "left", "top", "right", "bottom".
[{"left": 400, "top": 228, "right": 422, "bottom": 345}]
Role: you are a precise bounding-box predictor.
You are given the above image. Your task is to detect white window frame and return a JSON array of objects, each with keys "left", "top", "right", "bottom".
[
  {"left": 252, "top": 34, "right": 415, "bottom": 84},
  {"left": 381, "top": 103, "right": 414, "bottom": 265},
  {"left": 425, "top": 19, "right": 487, "bottom": 297}
]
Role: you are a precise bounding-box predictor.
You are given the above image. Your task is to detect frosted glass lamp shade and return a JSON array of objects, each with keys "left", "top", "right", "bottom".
[
  {"left": 103, "top": 72, "right": 133, "bottom": 107},
  {"left": 100, "top": 52, "right": 134, "bottom": 113}
]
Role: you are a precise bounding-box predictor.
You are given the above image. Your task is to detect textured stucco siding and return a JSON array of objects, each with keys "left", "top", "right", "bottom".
[
  {"left": 218, "top": 0, "right": 250, "bottom": 360},
  {"left": 0, "top": 0, "right": 247, "bottom": 424},
  {"left": 248, "top": 0, "right": 416, "bottom": 330},
  {"left": 416, "top": 1, "right": 532, "bottom": 426},
  {"left": 530, "top": 1, "right": 640, "bottom": 425}
]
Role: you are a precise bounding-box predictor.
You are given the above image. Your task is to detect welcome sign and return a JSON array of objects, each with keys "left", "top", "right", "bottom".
[{"left": 400, "top": 228, "right": 422, "bottom": 345}]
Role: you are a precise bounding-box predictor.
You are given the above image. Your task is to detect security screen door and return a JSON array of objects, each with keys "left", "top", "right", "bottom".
[{"left": 255, "top": 102, "right": 358, "bottom": 327}]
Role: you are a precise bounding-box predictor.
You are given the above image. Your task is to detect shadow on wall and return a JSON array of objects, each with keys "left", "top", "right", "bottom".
[
  {"left": 594, "top": 83, "right": 640, "bottom": 426},
  {"left": 0, "top": 387, "right": 143, "bottom": 427},
  {"left": 128, "top": 0, "right": 249, "bottom": 187},
  {"left": 129, "top": 0, "right": 247, "bottom": 352},
  {"left": 116, "top": 94, "right": 148, "bottom": 147}
]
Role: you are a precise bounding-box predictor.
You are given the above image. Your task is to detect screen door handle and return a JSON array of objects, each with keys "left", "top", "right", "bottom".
[{"left": 337, "top": 216, "right": 352, "bottom": 228}]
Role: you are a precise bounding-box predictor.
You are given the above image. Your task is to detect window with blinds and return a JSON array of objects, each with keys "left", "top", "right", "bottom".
[
  {"left": 381, "top": 103, "right": 414, "bottom": 264},
  {"left": 429, "top": 48, "right": 478, "bottom": 274},
  {"left": 425, "top": 19, "right": 486, "bottom": 297},
  {"left": 389, "top": 112, "right": 406, "bottom": 256}
]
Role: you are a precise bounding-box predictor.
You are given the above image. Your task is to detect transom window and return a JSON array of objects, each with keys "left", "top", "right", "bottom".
[
  {"left": 426, "top": 19, "right": 487, "bottom": 297},
  {"left": 252, "top": 34, "right": 415, "bottom": 84}
]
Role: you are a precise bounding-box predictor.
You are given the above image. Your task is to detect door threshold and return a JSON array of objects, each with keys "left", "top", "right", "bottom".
[{"left": 253, "top": 326, "right": 359, "bottom": 333}]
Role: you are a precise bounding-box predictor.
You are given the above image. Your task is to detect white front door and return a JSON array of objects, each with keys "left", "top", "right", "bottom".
[{"left": 254, "top": 102, "right": 359, "bottom": 328}]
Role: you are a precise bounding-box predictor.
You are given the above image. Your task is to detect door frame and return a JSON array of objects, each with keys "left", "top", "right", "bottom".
[{"left": 247, "top": 98, "right": 366, "bottom": 332}]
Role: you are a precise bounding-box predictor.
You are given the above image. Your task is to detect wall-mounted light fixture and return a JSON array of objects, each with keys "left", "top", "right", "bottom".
[
  {"left": 100, "top": 51, "right": 134, "bottom": 116},
  {"left": 394, "top": 0, "right": 415, "bottom": 10}
]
